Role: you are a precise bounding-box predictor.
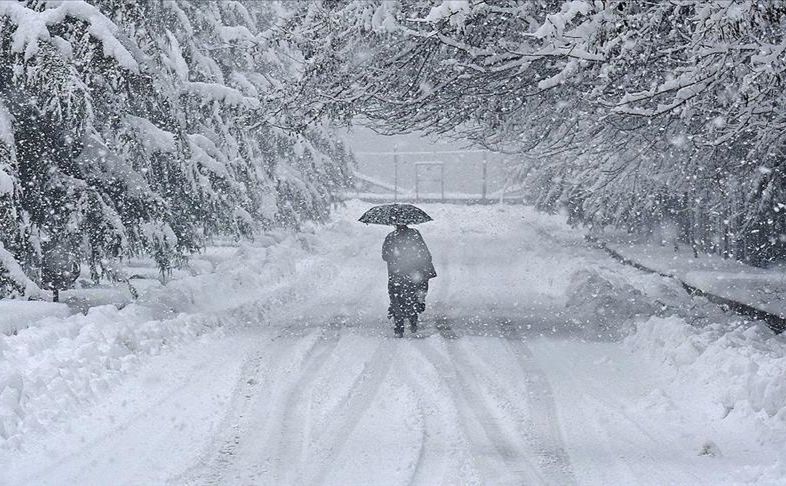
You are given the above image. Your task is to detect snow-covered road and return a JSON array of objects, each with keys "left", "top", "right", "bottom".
[
  {"left": 4, "top": 202, "right": 785, "bottom": 485},
  {"left": 177, "top": 317, "right": 576, "bottom": 486}
]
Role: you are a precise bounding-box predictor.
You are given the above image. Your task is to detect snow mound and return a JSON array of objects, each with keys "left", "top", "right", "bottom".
[
  {"left": 627, "top": 316, "right": 786, "bottom": 418},
  {"left": 0, "top": 225, "right": 336, "bottom": 450},
  {"left": 626, "top": 316, "right": 786, "bottom": 477},
  {"left": 566, "top": 268, "right": 657, "bottom": 336},
  {"left": 0, "top": 301, "right": 70, "bottom": 336},
  {"left": 0, "top": 304, "right": 223, "bottom": 447}
]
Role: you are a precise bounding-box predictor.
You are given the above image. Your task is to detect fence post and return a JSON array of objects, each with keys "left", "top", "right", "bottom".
[
  {"left": 415, "top": 165, "right": 419, "bottom": 202},
  {"left": 481, "top": 156, "right": 487, "bottom": 202},
  {"left": 393, "top": 145, "right": 399, "bottom": 202},
  {"left": 441, "top": 164, "right": 445, "bottom": 201}
]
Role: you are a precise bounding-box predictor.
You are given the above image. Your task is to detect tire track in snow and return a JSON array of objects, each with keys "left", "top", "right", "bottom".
[
  {"left": 423, "top": 316, "right": 576, "bottom": 485},
  {"left": 179, "top": 349, "right": 267, "bottom": 486},
  {"left": 495, "top": 319, "right": 577, "bottom": 485},
  {"left": 442, "top": 337, "right": 569, "bottom": 485},
  {"left": 303, "top": 339, "right": 397, "bottom": 486},
  {"left": 258, "top": 325, "right": 344, "bottom": 485},
  {"left": 183, "top": 325, "right": 332, "bottom": 485},
  {"left": 412, "top": 337, "right": 547, "bottom": 485},
  {"left": 395, "top": 348, "right": 479, "bottom": 486}
]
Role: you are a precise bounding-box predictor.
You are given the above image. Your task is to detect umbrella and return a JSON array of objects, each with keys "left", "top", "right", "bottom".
[{"left": 359, "top": 203, "right": 433, "bottom": 226}]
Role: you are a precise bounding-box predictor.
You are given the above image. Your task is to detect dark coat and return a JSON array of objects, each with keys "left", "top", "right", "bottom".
[{"left": 382, "top": 226, "right": 436, "bottom": 283}]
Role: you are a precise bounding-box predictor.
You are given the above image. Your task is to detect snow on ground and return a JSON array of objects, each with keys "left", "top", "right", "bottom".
[
  {"left": 2, "top": 201, "right": 785, "bottom": 485},
  {"left": 0, "top": 230, "right": 319, "bottom": 449}
]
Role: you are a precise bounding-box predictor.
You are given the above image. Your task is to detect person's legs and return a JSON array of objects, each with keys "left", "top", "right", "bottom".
[
  {"left": 396, "top": 280, "right": 421, "bottom": 333},
  {"left": 389, "top": 276, "right": 406, "bottom": 336},
  {"left": 389, "top": 276, "right": 428, "bottom": 336},
  {"left": 394, "top": 317, "right": 405, "bottom": 337},
  {"left": 416, "top": 280, "right": 429, "bottom": 314}
]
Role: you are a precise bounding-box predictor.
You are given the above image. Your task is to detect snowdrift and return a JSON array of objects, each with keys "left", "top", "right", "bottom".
[
  {"left": 0, "top": 225, "right": 345, "bottom": 449},
  {"left": 626, "top": 316, "right": 786, "bottom": 480}
]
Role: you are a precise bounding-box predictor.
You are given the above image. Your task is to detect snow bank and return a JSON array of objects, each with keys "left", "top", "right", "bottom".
[
  {"left": 0, "top": 225, "right": 336, "bottom": 450},
  {"left": 0, "top": 301, "right": 70, "bottom": 336},
  {"left": 566, "top": 268, "right": 656, "bottom": 335},
  {"left": 627, "top": 316, "right": 786, "bottom": 418},
  {"left": 0, "top": 304, "right": 223, "bottom": 447},
  {"left": 625, "top": 316, "right": 786, "bottom": 478}
]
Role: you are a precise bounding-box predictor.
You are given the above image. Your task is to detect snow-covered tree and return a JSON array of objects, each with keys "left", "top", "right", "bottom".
[
  {"left": 286, "top": 0, "right": 786, "bottom": 265},
  {"left": 0, "top": 0, "right": 352, "bottom": 298}
]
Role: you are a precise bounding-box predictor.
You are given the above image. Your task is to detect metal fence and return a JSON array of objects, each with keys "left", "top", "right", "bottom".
[{"left": 350, "top": 149, "right": 519, "bottom": 203}]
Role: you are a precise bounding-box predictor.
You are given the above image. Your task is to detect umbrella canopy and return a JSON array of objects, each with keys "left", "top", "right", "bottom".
[{"left": 359, "top": 204, "right": 433, "bottom": 226}]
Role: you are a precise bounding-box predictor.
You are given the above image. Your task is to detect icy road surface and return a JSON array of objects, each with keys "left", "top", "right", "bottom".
[{"left": 5, "top": 203, "right": 777, "bottom": 485}]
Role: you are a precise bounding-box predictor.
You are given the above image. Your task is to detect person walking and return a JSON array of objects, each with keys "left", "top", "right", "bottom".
[
  {"left": 382, "top": 224, "right": 436, "bottom": 337},
  {"left": 359, "top": 203, "right": 436, "bottom": 337}
]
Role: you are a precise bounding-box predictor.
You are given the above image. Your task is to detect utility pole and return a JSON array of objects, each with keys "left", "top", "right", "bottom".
[
  {"left": 481, "top": 155, "right": 488, "bottom": 202},
  {"left": 393, "top": 145, "right": 398, "bottom": 202},
  {"left": 441, "top": 163, "right": 445, "bottom": 202},
  {"left": 415, "top": 167, "right": 419, "bottom": 202}
]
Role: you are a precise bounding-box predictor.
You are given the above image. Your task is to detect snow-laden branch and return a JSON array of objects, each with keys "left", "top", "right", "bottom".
[{"left": 0, "top": 1, "right": 140, "bottom": 72}]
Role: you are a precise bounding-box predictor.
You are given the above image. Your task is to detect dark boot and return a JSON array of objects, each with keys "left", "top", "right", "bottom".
[
  {"left": 394, "top": 318, "right": 405, "bottom": 338},
  {"left": 409, "top": 315, "right": 418, "bottom": 333}
]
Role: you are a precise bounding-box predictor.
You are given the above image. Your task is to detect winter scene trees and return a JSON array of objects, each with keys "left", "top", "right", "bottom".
[
  {"left": 2, "top": 1, "right": 786, "bottom": 485},
  {"left": 287, "top": 0, "right": 786, "bottom": 265},
  {"left": 0, "top": 0, "right": 352, "bottom": 298}
]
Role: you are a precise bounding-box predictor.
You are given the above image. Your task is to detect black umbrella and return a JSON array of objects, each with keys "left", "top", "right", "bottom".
[{"left": 359, "top": 203, "right": 433, "bottom": 226}]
